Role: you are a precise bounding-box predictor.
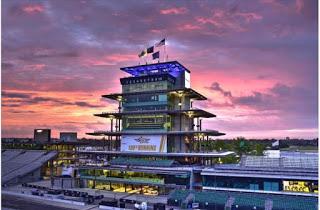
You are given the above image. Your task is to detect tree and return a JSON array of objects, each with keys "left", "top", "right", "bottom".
[
  {"left": 214, "top": 140, "right": 226, "bottom": 151},
  {"left": 254, "top": 143, "right": 266, "bottom": 156},
  {"left": 233, "top": 137, "right": 251, "bottom": 156}
]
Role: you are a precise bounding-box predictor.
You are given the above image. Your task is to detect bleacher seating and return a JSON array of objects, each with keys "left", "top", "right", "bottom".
[
  {"left": 168, "top": 190, "right": 318, "bottom": 210},
  {"left": 110, "top": 157, "right": 175, "bottom": 167},
  {"left": 1, "top": 150, "right": 57, "bottom": 184},
  {"left": 1, "top": 150, "right": 22, "bottom": 162},
  {"left": 282, "top": 156, "right": 318, "bottom": 169},
  {"left": 244, "top": 156, "right": 280, "bottom": 168},
  {"left": 167, "top": 190, "right": 190, "bottom": 206},
  {"left": 243, "top": 155, "right": 318, "bottom": 169},
  {"left": 2, "top": 150, "right": 47, "bottom": 177}
]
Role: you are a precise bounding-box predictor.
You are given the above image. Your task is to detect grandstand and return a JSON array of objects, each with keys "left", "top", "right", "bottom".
[
  {"left": 168, "top": 190, "right": 318, "bottom": 210},
  {"left": 2, "top": 149, "right": 57, "bottom": 185},
  {"left": 242, "top": 155, "right": 318, "bottom": 169},
  {"left": 201, "top": 154, "right": 318, "bottom": 198}
]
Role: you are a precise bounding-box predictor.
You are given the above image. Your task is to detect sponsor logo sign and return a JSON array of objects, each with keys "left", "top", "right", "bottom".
[{"left": 121, "top": 135, "right": 167, "bottom": 153}]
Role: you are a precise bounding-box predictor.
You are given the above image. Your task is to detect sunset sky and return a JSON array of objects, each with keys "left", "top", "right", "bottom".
[{"left": 2, "top": 0, "right": 318, "bottom": 139}]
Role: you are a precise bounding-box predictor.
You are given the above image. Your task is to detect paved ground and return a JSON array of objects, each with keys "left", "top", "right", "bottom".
[
  {"left": 2, "top": 181, "right": 175, "bottom": 210},
  {"left": 2, "top": 194, "right": 79, "bottom": 210}
]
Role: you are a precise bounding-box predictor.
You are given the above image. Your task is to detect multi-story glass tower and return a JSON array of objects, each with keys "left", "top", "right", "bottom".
[
  {"left": 90, "top": 61, "right": 225, "bottom": 152},
  {"left": 83, "top": 61, "right": 229, "bottom": 195}
]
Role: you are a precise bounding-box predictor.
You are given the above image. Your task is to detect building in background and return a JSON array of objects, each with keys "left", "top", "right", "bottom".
[
  {"left": 60, "top": 132, "right": 77, "bottom": 142},
  {"left": 34, "top": 129, "right": 51, "bottom": 142}
]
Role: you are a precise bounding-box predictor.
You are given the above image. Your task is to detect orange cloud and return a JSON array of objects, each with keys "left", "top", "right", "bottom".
[
  {"left": 1, "top": 90, "right": 112, "bottom": 138},
  {"left": 160, "top": 7, "right": 187, "bottom": 15}
]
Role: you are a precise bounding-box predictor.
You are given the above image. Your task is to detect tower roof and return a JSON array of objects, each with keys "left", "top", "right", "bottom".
[{"left": 120, "top": 61, "right": 190, "bottom": 77}]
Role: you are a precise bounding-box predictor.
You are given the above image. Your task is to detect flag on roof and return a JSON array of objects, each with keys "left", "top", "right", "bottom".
[
  {"left": 138, "top": 49, "right": 147, "bottom": 58},
  {"left": 155, "top": 38, "right": 166, "bottom": 47},
  {"left": 152, "top": 51, "right": 160, "bottom": 60},
  {"left": 147, "top": 46, "right": 154, "bottom": 54}
]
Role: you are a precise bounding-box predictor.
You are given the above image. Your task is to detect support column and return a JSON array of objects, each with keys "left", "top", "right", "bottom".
[
  {"left": 118, "top": 100, "right": 121, "bottom": 113},
  {"left": 199, "top": 136, "right": 202, "bottom": 152},
  {"left": 93, "top": 168, "right": 96, "bottom": 189},
  {"left": 110, "top": 118, "right": 114, "bottom": 132},
  {"left": 207, "top": 135, "right": 209, "bottom": 153},
  {"left": 50, "top": 160, "right": 54, "bottom": 188},
  {"left": 196, "top": 118, "right": 200, "bottom": 131},
  {"left": 179, "top": 96, "right": 182, "bottom": 152},
  {"left": 108, "top": 135, "right": 110, "bottom": 151},
  {"left": 115, "top": 118, "right": 118, "bottom": 150},
  {"left": 189, "top": 169, "right": 194, "bottom": 190},
  {"left": 193, "top": 136, "right": 195, "bottom": 152}
]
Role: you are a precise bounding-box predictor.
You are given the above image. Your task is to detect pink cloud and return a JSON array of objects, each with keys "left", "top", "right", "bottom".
[
  {"left": 1, "top": 90, "right": 112, "bottom": 138},
  {"left": 260, "top": 0, "right": 304, "bottom": 14},
  {"left": 83, "top": 53, "right": 137, "bottom": 66},
  {"left": 2, "top": 1, "right": 316, "bottom": 139},
  {"left": 25, "top": 64, "right": 46, "bottom": 71},
  {"left": 22, "top": 4, "right": 44, "bottom": 14},
  {"left": 295, "top": 0, "right": 304, "bottom": 13},
  {"left": 196, "top": 9, "right": 262, "bottom": 33},
  {"left": 237, "top": 12, "right": 263, "bottom": 22},
  {"left": 178, "top": 24, "right": 201, "bottom": 31},
  {"left": 160, "top": 7, "right": 187, "bottom": 15}
]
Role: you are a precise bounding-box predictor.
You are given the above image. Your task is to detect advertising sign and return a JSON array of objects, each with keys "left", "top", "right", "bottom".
[
  {"left": 283, "top": 181, "right": 318, "bottom": 193},
  {"left": 121, "top": 135, "right": 167, "bottom": 153}
]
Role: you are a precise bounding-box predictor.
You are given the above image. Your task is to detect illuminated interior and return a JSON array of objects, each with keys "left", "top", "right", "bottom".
[{"left": 283, "top": 180, "right": 318, "bottom": 193}]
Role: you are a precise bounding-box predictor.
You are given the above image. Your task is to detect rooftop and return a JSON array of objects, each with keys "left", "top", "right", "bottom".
[
  {"left": 120, "top": 61, "right": 190, "bottom": 77},
  {"left": 201, "top": 155, "right": 318, "bottom": 180},
  {"left": 77, "top": 150, "right": 234, "bottom": 157},
  {"left": 242, "top": 155, "right": 318, "bottom": 169}
]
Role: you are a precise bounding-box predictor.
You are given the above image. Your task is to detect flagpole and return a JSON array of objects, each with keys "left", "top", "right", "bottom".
[
  {"left": 164, "top": 37, "right": 167, "bottom": 62},
  {"left": 164, "top": 44, "right": 166, "bottom": 62}
]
